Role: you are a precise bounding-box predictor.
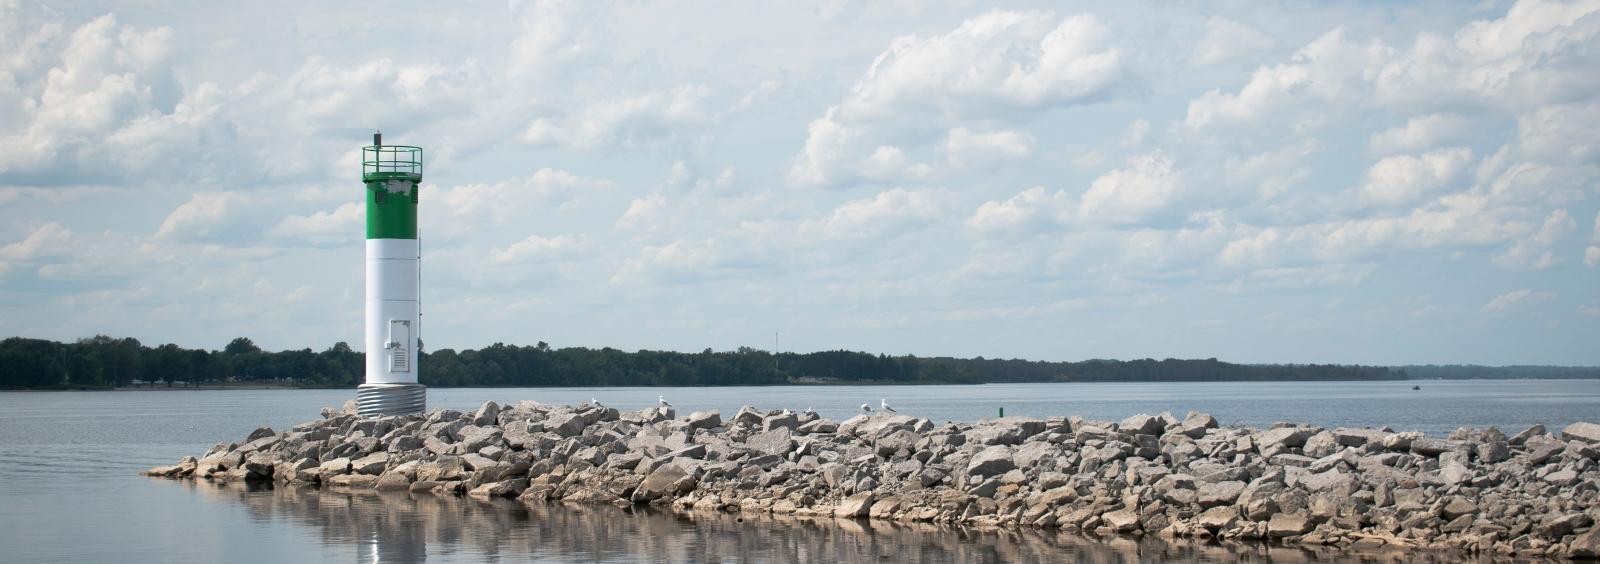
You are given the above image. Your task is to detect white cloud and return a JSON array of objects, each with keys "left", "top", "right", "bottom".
[
  {"left": 944, "top": 127, "right": 1035, "bottom": 167},
  {"left": 1584, "top": 211, "right": 1600, "bottom": 267},
  {"left": 1493, "top": 208, "right": 1574, "bottom": 269},
  {"left": 1079, "top": 152, "right": 1181, "bottom": 225},
  {"left": 1369, "top": 114, "right": 1473, "bottom": 155},
  {"left": 1357, "top": 148, "right": 1474, "bottom": 207},
  {"left": 966, "top": 186, "right": 1070, "bottom": 235},
  {"left": 156, "top": 192, "right": 263, "bottom": 242},
  {"left": 1191, "top": 16, "right": 1276, "bottom": 67},
  {"left": 789, "top": 10, "right": 1122, "bottom": 188},
  {"left": 807, "top": 188, "right": 946, "bottom": 240},
  {"left": 267, "top": 202, "right": 364, "bottom": 247},
  {"left": 1120, "top": 118, "right": 1149, "bottom": 148},
  {"left": 1482, "top": 288, "right": 1554, "bottom": 313},
  {"left": 837, "top": 11, "right": 1120, "bottom": 121},
  {"left": 522, "top": 85, "right": 711, "bottom": 149},
  {"left": 492, "top": 234, "right": 594, "bottom": 264},
  {"left": 1186, "top": 28, "right": 1388, "bottom": 130},
  {"left": 427, "top": 169, "right": 611, "bottom": 237}
]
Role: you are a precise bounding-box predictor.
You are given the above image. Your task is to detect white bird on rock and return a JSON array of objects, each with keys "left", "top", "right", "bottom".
[
  {"left": 860, "top": 402, "right": 872, "bottom": 413},
  {"left": 880, "top": 398, "right": 896, "bottom": 413},
  {"left": 658, "top": 395, "right": 672, "bottom": 408},
  {"left": 591, "top": 398, "right": 604, "bottom": 408},
  {"left": 804, "top": 407, "right": 816, "bottom": 416}
]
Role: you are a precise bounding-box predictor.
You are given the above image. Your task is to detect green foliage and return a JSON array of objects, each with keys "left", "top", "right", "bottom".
[{"left": 9, "top": 335, "right": 1583, "bottom": 390}]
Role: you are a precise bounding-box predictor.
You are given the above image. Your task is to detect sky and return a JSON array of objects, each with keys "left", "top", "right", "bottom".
[{"left": 0, "top": 0, "right": 1598, "bottom": 366}]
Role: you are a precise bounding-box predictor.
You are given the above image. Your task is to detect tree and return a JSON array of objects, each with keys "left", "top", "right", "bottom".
[{"left": 224, "top": 337, "right": 261, "bottom": 355}]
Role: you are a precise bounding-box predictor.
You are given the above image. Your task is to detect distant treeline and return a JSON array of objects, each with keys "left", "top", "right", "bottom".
[
  {"left": 1, "top": 335, "right": 1592, "bottom": 390},
  {"left": 1399, "top": 365, "right": 1600, "bottom": 380}
]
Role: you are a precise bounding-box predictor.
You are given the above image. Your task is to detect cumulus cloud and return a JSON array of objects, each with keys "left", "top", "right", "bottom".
[
  {"left": 267, "top": 202, "right": 364, "bottom": 247},
  {"left": 426, "top": 169, "right": 611, "bottom": 237},
  {"left": 1356, "top": 148, "right": 1474, "bottom": 208},
  {"left": 966, "top": 186, "right": 1070, "bottom": 235},
  {"left": 1585, "top": 211, "right": 1600, "bottom": 267},
  {"left": 944, "top": 127, "right": 1035, "bottom": 168},
  {"left": 1483, "top": 288, "right": 1554, "bottom": 313},
  {"left": 789, "top": 10, "right": 1122, "bottom": 188},
  {"left": 1191, "top": 16, "right": 1276, "bottom": 66},
  {"left": 1368, "top": 114, "right": 1473, "bottom": 155},
  {"left": 805, "top": 188, "right": 946, "bottom": 240},
  {"left": 521, "top": 85, "right": 712, "bottom": 149},
  {"left": 492, "top": 234, "right": 594, "bottom": 264},
  {"left": 1079, "top": 153, "right": 1181, "bottom": 225}
]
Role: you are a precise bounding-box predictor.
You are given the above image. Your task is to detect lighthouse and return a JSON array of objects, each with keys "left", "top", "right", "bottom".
[{"left": 356, "top": 132, "right": 426, "bottom": 417}]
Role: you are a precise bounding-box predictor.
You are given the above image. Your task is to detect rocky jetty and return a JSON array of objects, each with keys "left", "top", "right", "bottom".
[{"left": 146, "top": 401, "right": 1600, "bottom": 560}]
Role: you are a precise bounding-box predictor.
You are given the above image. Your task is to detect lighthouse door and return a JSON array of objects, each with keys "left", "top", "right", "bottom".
[{"left": 388, "top": 319, "right": 411, "bottom": 372}]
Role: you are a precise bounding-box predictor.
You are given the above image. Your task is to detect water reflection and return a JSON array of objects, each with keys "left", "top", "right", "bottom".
[{"left": 172, "top": 481, "right": 1511, "bottom": 564}]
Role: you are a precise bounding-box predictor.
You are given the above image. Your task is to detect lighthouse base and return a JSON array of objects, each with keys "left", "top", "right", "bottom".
[{"left": 355, "top": 382, "right": 427, "bottom": 417}]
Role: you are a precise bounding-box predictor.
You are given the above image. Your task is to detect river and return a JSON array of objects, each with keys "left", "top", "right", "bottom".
[{"left": 1, "top": 380, "right": 1595, "bottom": 562}]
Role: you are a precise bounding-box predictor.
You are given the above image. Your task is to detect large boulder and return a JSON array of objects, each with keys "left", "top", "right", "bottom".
[
  {"left": 747, "top": 428, "right": 795, "bottom": 456},
  {"left": 1180, "top": 413, "right": 1218, "bottom": 438},
  {"left": 834, "top": 492, "right": 874, "bottom": 518},
  {"left": 967, "top": 417, "right": 1046, "bottom": 446},
  {"left": 546, "top": 413, "right": 586, "bottom": 437},
  {"left": 1256, "top": 427, "right": 1312, "bottom": 452},
  {"left": 1561, "top": 421, "right": 1600, "bottom": 444},
  {"left": 686, "top": 410, "right": 722, "bottom": 430},
  {"left": 471, "top": 401, "right": 500, "bottom": 426},
  {"left": 1267, "top": 512, "right": 1311, "bottom": 538},
  {"left": 1197, "top": 481, "right": 1246, "bottom": 508},
  {"left": 1119, "top": 414, "right": 1165, "bottom": 436},
  {"left": 634, "top": 463, "right": 691, "bottom": 502},
  {"left": 967, "top": 446, "right": 1016, "bottom": 477}
]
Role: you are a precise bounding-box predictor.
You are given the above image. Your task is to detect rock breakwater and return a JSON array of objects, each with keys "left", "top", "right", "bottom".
[{"left": 147, "top": 401, "right": 1600, "bottom": 560}]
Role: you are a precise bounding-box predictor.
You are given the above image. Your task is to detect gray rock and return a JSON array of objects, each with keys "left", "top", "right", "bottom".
[
  {"left": 471, "top": 401, "right": 500, "bottom": 426},
  {"left": 874, "top": 429, "right": 919, "bottom": 458},
  {"left": 1182, "top": 411, "right": 1218, "bottom": 431},
  {"left": 747, "top": 428, "right": 795, "bottom": 456},
  {"left": 1119, "top": 414, "right": 1165, "bottom": 436},
  {"left": 762, "top": 412, "right": 800, "bottom": 432},
  {"left": 967, "top": 446, "right": 1016, "bottom": 477},
  {"left": 1102, "top": 509, "right": 1140, "bottom": 532},
  {"left": 245, "top": 427, "right": 276, "bottom": 442},
  {"left": 1331, "top": 427, "right": 1387, "bottom": 447},
  {"left": 1537, "top": 512, "right": 1592, "bottom": 537},
  {"left": 635, "top": 463, "right": 690, "bottom": 502},
  {"left": 1476, "top": 441, "right": 1511, "bottom": 463},
  {"left": 797, "top": 419, "right": 838, "bottom": 434},
  {"left": 1196, "top": 505, "right": 1239, "bottom": 530},
  {"left": 686, "top": 410, "right": 722, "bottom": 430},
  {"left": 1267, "top": 512, "right": 1310, "bottom": 538},
  {"left": 350, "top": 453, "right": 388, "bottom": 475},
  {"left": 1561, "top": 421, "right": 1600, "bottom": 444},
  {"left": 546, "top": 413, "right": 586, "bottom": 437},
  {"left": 1302, "top": 431, "right": 1342, "bottom": 458},
  {"left": 1509, "top": 423, "right": 1545, "bottom": 446},
  {"left": 731, "top": 406, "right": 764, "bottom": 427},
  {"left": 1409, "top": 437, "right": 1466, "bottom": 457},
  {"left": 834, "top": 492, "right": 874, "bottom": 518},
  {"left": 1197, "top": 480, "right": 1246, "bottom": 508},
  {"left": 1256, "top": 427, "right": 1312, "bottom": 451}
]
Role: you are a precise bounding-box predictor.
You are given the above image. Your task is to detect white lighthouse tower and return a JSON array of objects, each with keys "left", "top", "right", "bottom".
[{"left": 355, "top": 132, "right": 426, "bottom": 416}]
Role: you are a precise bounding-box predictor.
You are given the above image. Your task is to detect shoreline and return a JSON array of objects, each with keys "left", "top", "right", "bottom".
[{"left": 147, "top": 401, "right": 1600, "bottom": 560}]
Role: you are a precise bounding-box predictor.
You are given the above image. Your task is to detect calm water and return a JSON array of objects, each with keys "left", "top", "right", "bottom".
[{"left": 0, "top": 380, "right": 1595, "bottom": 563}]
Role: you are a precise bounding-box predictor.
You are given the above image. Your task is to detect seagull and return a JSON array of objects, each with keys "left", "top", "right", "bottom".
[
  {"left": 591, "top": 397, "right": 604, "bottom": 408},
  {"left": 860, "top": 402, "right": 873, "bottom": 413},
  {"left": 804, "top": 407, "right": 816, "bottom": 416},
  {"left": 880, "top": 398, "right": 896, "bottom": 413},
  {"left": 658, "top": 395, "right": 672, "bottom": 408}
]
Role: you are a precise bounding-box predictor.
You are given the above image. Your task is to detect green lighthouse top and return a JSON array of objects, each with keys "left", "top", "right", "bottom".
[{"left": 362, "top": 143, "right": 423, "bottom": 182}]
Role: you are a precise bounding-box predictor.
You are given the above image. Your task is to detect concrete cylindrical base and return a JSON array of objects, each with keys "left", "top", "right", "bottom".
[{"left": 356, "top": 382, "right": 426, "bottom": 417}]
